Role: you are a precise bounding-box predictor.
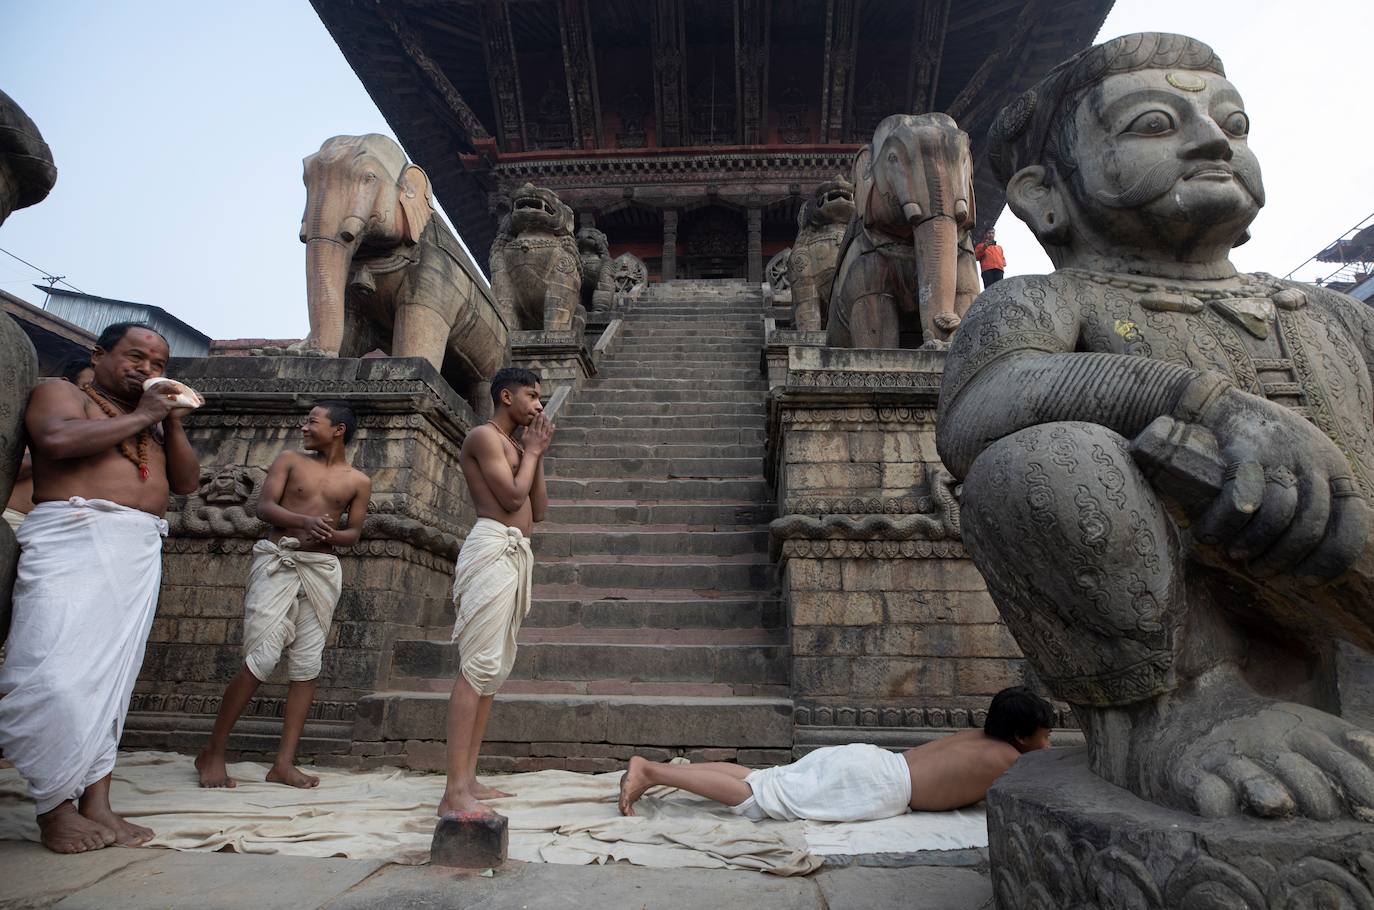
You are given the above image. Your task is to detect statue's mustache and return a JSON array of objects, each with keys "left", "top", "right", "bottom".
[{"left": 1093, "top": 157, "right": 1264, "bottom": 210}]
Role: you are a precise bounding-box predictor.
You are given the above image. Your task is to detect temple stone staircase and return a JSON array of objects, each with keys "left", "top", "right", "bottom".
[{"left": 359, "top": 279, "right": 792, "bottom": 772}]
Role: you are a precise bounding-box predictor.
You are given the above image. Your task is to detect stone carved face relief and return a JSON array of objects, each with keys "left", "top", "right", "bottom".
[
  {"left": 200, "top": 465, "right": 257, "bottom": 506},
  {"left": 1067, "top": 70, "right": 1263, "bottom": 246}
]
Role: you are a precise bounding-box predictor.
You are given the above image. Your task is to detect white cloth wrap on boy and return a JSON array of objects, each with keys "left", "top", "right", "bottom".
[
  {"left": 0, "top": 498, "right": 167, "bottom": 813},
  {"left": 241, "top": 537, "right": 342, "bottom": 682},
  {"left": 733, "top": 743, "right": 913, "bottom": 822},
  {"left": 451, "top": 518, "right": 533, "bottom": 696}
]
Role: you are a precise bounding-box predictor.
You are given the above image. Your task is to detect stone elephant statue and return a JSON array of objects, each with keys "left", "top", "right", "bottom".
[
  {"left": 828, "top": 113, "right": 980, "bottom": 349},
  {"left": 0, "top": 90, "right": 53, "bottom": 640},
  {"left": 789, "top": 176, "right": 855, "bottom": 331},
  {"left": 576, "top": 227, "right": 616, "bottom": 313},
  {"left": 489, "top": 183, "right": 586, "bottom": 335},
  {"left": 299, "top": 133, "right": 507, "bottom": 415}
]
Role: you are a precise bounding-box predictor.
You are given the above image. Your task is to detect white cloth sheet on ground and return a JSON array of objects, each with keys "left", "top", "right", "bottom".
[
  {"left": 736, "top": 743, "right": 912, "bottom": 822},
  {"left": 0, "top": 752, "right": 988, "bottom": 873},
  {"left": 241, "top": 537, "right": 342, "bottom": 682},
  {"left": 451, "top": 518, "right": 533, "bottom": 695},
  {"left": 0, "top": 498, "right": 167, "bottom": 813}
]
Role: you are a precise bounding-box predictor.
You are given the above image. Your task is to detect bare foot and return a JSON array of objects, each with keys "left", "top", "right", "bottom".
[
  {"left": 38, "top": 802, "right": 115, "bottom": 854},
  {"left": 266, "top": 763, "right": 319, "bottom": 789},
  {"left": 79, "top": 803, "right": 154, "bottom": 847},
  {"left": 619, "top": 755, "right": 651, "bottom": 816},
  {"left": 470, "top": 780, "right": 512, "bottom": 800},
  {"left": 1109, "top": 674, "right": 1374, "bottom": 820},
  {"left": 437, "top": 788, "right": 496, "bottom": 819},
  {"left": 195, "top": 748, "right": 236, "bottom": 788}
]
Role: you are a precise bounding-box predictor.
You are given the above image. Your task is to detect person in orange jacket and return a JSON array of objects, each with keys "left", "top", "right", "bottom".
[{"left": 974, "top": 229, "right": 1006, "bottom": 288}]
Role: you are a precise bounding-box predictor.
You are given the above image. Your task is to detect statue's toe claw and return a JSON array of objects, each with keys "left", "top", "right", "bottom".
[
  {"left": 1218, "top": 757, "right": 1296, "bottom": 818},
  {"left": 1191, "top": 772, "right": 1238, "bottom": 817},
  {"left": 1344, "top": 729, "right": 1374, "bottom": 765},
  {"left": 1296, "top": 731, "right": 1374, "bottom": 818},
  {"left": 1272, "top": 752, "right": 1341, "bottom": 820}
]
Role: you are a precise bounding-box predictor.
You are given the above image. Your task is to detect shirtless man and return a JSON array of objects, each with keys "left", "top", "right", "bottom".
[
  {"left": 0, "top": 322, "right": 199, "bottom": 853},
  {"left": 619, "top": 687, "right": 1053, "bottom": 820},
  {"left": 196, "top": 401, "right": 371, "bottom": 789},
  {"left": 438, "top": 367, "right": 553, "bottom": 818},
  {"left": 4, "top": 358, "right": 95, "bottom": 532}
]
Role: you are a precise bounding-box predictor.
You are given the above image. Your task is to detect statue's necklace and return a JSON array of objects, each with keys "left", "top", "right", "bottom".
[
  {"left": 82, "top": 383, "right": 152, "bottom": 480},
  {"left": 487, "top": 420, "right": 524, "bottom": 454}
]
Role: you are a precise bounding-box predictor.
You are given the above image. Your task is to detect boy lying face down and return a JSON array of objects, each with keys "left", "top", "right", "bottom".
[{"left": 619, "top": 687, "right": 1053, "bottom": 821}]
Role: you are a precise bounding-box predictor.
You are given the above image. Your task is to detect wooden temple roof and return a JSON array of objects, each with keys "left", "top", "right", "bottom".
[{"left": 311, "top": 0, "right": 1114, "bottom": 271}]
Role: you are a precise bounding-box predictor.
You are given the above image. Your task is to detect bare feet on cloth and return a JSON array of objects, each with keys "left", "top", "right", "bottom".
[
  {"left": 266, "top": 762, "right": 320, "bottom": 789},
  {"left": 38, "top": 803, "right": 116, "bottom": 853},
  {"left": 195, "top": 747, "right": 236, "bottom": 788},
  {"left": 618, "top": 755, "right": 651, "bottom": 816}
]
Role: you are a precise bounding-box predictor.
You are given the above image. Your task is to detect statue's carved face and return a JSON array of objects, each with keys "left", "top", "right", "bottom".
[
  {"left": 1068, "top": 69, "right": 1263, "bottom": 235},
  {"left": 201, "top": 465, "right": 256, "bottom": 505},
  {"left": 810, "top": 178, "right": 855, "bottom": 225},
  {"left": 508, "top": 185, "right": 572, "bottom": 236},
  {"left": 577, "top": 227, "right": 610, "bottom": 258}
]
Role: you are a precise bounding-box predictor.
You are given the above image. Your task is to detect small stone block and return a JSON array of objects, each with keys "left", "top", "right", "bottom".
[{"left": 429, "top": 813, "right": 508, "bottom": 868}]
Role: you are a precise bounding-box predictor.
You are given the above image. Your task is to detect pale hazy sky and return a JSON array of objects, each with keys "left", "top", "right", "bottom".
[{"left": 1, "top": 1, "right": 1370, "bottom": 342}]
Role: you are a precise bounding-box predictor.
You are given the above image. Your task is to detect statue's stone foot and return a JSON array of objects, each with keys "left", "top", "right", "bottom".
[
  {"left": 932, "top": 312, "right": 961, "bottom": 331},
  {"left": 252, "top": 341, "right": 328, "bottom": 358},
  {"left": 1127, "top": 684, "right": 1374, "bottom": 821},
  {"left": 989, "top": 747, "right": 1374, "bottom": 910},
  {"left": 918, "top": 338, "right": 951, "bottom": 351}
]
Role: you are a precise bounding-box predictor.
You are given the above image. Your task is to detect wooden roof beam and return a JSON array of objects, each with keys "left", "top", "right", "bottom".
[
  {"left": 376, "top": 5, "right": 492, "bottom": 149},
  {"left": 734, "top": 0, "right": 771, "bottom": 145},
  {"left": 481, "top": 0, "right": 528, "bottom": 152},
  {"left": 945, "top": 0, "right": 1046, "bottom": 122},
  {"left": 558, "top": 0, "right": 602, "bottom": 149},
  {"left": 650, "top": 0, "right": 688, "bottom": 147},
  {"left": 906, "top": 0, "right": 950, "bottom": 113},
  {"left": 819, "top": 0, "right": 861, "bottom": 144}
]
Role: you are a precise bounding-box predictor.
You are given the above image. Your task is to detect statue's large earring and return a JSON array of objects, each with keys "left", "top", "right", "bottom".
[{"left": 1006, "top": 166, "right": 1070, "bottom": 246}]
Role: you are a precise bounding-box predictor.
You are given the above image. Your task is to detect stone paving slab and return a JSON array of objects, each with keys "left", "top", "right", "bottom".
[
  {"left": 46, "top": 850, "right": 384, "bottom": 910},
  {"left": 817, "top": 865, "right": 994, "bottom": 910},
  {"left": 0, "top": 842, "right": 160, "bottom": 910}
]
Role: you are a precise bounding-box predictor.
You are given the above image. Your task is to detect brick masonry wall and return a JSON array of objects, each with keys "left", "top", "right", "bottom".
[{"left": 765, "top": 345, "right": 1050, "bottom": 745}]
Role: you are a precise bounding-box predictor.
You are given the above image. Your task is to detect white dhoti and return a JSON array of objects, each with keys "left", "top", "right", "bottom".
[
  {"left": 0, "top": 497, "right": 168, "bottom": 814},
  {"left": 733, "top": 743, "right": 912, "bottom": 822},
  {"left": 2, "top": 507, "right": 26, "bottom": 533},
  {"left": 241, "top": 538, "right": 342, "bottom": 682},
  {"left": 450, "top": 518, "right": 532, "bottom": 696}
]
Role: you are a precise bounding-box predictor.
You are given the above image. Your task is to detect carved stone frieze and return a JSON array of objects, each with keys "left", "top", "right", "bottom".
[
  {"left": 130, "top": 692, "right": 357, "bottom": 723},
  {"left": 766, "top": 249, "right": 792, "bottom": 291},
  {"left": 162, "top": 534, "right": 455, "bottom": 574},
  {"left": 781, "top": 538, "right": 968, "bottom": 559},
  {"left": 779, "top": 407, "right": 935, "bottom": 425},
  {"left": 795, "top": 702, "right": 1074, "bottom": 730}
]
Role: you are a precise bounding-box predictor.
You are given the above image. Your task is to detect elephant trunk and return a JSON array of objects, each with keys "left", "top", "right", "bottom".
[
  {"left": 915, "top": 215, "right": 959, "bottom": 341},
  {"left": 304, "top": 235, "right": 354, "bottom": 355}
]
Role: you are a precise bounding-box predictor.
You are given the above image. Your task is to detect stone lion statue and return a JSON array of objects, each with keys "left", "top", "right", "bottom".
[
  {"left": 489, "top": 183, "right": 586, "bottom": 334},
  {"left": 576, "top": 226, "right": 616, "bottom": 313},
  {"left": 788, "top": 176, "right": 855, "bottom": 331}
]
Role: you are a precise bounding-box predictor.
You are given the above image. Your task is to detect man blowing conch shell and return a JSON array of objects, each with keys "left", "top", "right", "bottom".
[{"left": 0, "top": 322, "right": 200, "bottom": 853}]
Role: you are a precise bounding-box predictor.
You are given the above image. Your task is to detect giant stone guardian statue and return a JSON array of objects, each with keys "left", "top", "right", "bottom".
[
  {"left": 576, "top": 226, "right": 616, "bottom": 314},
  {"left": 0, "top": 90, "right": 54, "bottom": 639},
  {"left": 938, "top": 33, "right": 1374, "bottom": 824}
]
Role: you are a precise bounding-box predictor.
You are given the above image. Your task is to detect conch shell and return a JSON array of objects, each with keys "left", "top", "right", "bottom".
[{"left": 143, "top": 377, "right": 205, "bottom": 410}]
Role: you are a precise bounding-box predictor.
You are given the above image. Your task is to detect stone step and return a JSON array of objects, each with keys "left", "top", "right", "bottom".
[
  {"left": 608, "top": 346, "right": 759, "bottom": 357},
  {"left": 121, "top": 711, "right": 352, "bottom": 758},
  {"left": 620, "top": 326, "right": 760, "bottom": 335},
  {"left": 548, "top": 456, "right": 762, "bottom": 478},
  {"left": 354, "top": 692, "right": 793, "bottom": 748},
  {"left": 547, "top": 478, "right": 768, "bottom": 501},
  {"left": 575, "top": 388, "right": 763, "bottom": 404},
  {"left": 595, "top": 366, "right": 763, "bottom": 380},
  {"left": 524, "top": 594, "right": 784, "bottom": 630},
  {"left": 534, "top": 526, "right": 767, "bottom": 557},
  {"left": 391, "top": 638, "right": 788, "bottom": 689},
  {"left": 556, "top": 413, "right": 762, "bottom": 429},
  {"left": 549, "top": 443, "right": 763, "bottom": 460},
  {"left": 534, "top": 554, "right": 774, "bottom": 590},
  {"left": 544, "top": 499, "right": 773, "bottom": 526},
  {"left": 585, "top": 378, "right": 767, "bottom": 391},
  {"left": 571, "top": 401, "right": 764, "bottom": 416},
  {"left": 553, "top": 426, "right": 764, "bottom": 446}
]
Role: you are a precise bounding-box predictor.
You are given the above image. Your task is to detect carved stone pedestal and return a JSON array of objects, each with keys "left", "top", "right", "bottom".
[
  {"left": 989, "top": 748, "right": 1374, "bottom": 909},
  {"left": 766, "top": 346, "right": 1066, "bottom": 754},
  {"left": 124, "top": 356, "right": 474, "bottom": 758},
  {"left": 509, "top": 329, "right": 596, "bottom": 413}
]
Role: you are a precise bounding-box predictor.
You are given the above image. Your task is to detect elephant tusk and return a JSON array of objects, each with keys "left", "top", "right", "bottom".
[{"left": 902, "top": 202, "right": 924, "bottom": 224}]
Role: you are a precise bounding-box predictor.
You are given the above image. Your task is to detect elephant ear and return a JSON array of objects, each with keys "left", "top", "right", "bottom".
[
  {"left": 851, "top": 146, "right": 875, "bottom": 225},
  {"left": 958, "top": 138, "right": 978, "bottom": 230},
  {"left": 398, "top": 164, "right": 435, "bottom": 244}
]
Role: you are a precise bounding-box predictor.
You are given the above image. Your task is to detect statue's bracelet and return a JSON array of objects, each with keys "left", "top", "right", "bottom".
[{"left": 1172, "top": 371, "right": 1235, "bottom": 425}]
